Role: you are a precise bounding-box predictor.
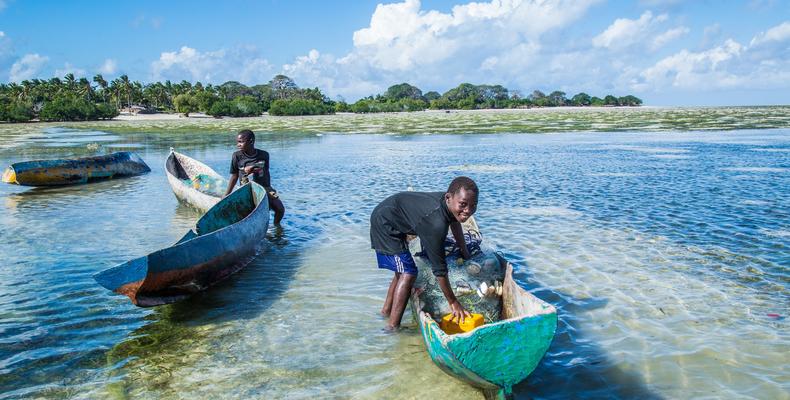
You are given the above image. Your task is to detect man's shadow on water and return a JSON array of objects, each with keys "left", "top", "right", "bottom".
[{"left": 498, "top": 251, "right": 664, "bottom": 400}]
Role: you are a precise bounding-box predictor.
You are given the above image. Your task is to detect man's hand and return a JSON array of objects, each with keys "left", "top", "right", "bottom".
[
  {"left": 243, "top": 165, "right": 260, "bottom": 174},
  {"left": 449, "top": 300, "right": 471, "bottom": 324}
]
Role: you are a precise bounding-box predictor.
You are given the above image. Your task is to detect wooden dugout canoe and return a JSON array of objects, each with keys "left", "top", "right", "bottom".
[
  {"left": 165, "top": 149, "right": 225, "bottom": 212},
  {"left": 93, "top": 181, "right": 270, "bottom": 307},
  {"left": 2, "top": 151, "right": 151, "bottom": 186},
  {"left": 409, "top": 218, "right": 557, "bottom": 399}
]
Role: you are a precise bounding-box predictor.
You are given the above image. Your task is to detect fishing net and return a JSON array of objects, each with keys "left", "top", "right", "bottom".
[
  {"left": 181, "top": 174, "right": 225, "bottom": 197},
  {"left": 411, "top": 229, "right": 505, "bottom": 324}
]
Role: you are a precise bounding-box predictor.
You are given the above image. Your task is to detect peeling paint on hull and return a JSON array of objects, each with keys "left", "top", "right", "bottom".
[
  {"left": 2, "top": 151, "right": 151, "bottom": 186},
  {"left": 93, "top": 182, "right": 270, "bottom": 307}
]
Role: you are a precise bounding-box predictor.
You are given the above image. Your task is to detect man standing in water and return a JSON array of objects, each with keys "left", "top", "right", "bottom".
[
  {"left": 370, "top": 177, "right": 478, "bottom": 330},
  {"left": 223, "top": 129, "right": 285, "bottom": 226}
]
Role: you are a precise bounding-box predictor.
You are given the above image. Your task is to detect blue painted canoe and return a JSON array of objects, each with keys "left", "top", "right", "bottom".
[
  {"left": 2, "top": 151, "right": 150, "bottom": 186},
  {"left": 94, "top": 181, "right": 270, "bottom": 307},
  {"left": 410, "top": 218, "right": 557, "bottom": 399},
  {"left": 165, "top": 149, "right": 226, "bottom": 212}
]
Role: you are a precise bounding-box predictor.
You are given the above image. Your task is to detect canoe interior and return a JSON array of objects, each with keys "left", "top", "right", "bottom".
[
  {"left": 196, "top": 182, "right": 260, "bottom": 235},
  {"left": 166, "top": 151, "right": 226, "bottom": 197}
]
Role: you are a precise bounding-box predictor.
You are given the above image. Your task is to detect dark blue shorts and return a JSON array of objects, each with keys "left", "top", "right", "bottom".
[{"left": 376, "top": 251, "right": 418, "bottom": 276}]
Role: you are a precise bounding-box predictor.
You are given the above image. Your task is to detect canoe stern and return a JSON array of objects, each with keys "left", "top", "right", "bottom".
[{"left": 93, "top": 256, "right": 149, "bottom": 304}]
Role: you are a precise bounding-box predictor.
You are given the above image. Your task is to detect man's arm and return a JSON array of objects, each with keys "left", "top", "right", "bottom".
[
  {"left": 450, "top": 221, "right": 471, "bottom": 260},
  {"left": 223, "top": 173, "right": 238, "bottom": 197},
  {"left": 422, "top": 230, "right": 471, "bottom": 323}
]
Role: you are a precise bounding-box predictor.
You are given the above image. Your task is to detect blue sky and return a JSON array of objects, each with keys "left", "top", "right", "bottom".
[{"left": 0, "top": 0, "right": 788, "bottom": 105}]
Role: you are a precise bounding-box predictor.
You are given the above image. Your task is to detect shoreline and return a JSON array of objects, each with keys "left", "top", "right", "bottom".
[{"left": 106, "top": 105, "right": 768, "bottom": 123}]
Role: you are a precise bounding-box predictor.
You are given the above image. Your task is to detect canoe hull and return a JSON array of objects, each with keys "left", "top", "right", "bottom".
[
  {"left": 165, "top": 150, "right": 225, "bottom": 212},
  {"left": 94, "top": 182, "right": 270, "bottom": 306},
  {"left": 2, "top": 152, "right": 151, "bottom": 186},
  {"left": 410, "top": 220, "right": 557, "bottom": 398}
]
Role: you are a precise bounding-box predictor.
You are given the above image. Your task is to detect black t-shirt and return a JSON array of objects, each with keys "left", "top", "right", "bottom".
[
  {"left": 229, "top": 149, "right": 271, "bottom": 188},
  {"left": 369, "top": 191, "right": 456, "bottom": 277}
]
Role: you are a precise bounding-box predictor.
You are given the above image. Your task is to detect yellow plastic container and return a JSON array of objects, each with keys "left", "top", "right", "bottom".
[{"left": 439, "top": 313, "right": 484, "bottom": 334}]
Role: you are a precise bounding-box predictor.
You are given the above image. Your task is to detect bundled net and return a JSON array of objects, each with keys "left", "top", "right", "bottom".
[
  {"left": 181, "top": 174, "right": 225, "bottom": 197},
  {"left": 411, "top": 229, "right": 505, "bottom": 324}
]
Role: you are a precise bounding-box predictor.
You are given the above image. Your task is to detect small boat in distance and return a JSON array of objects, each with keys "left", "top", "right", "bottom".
[
  {"left": 94, "top": 181, "right": 270, "bottom": 307},
  {"left": 410, "top": 217, "right": 557, "bottom": 399},
  {"left": 2, "top": 151, "right": 151, "bottom": 186},
  {"left": 165, "top": 149, "right": 225, "bottom": 212}
]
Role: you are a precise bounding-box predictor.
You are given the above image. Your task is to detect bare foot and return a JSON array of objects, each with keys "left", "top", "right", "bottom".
[{"left": 380, "top": 308, "right": 391, "bottom": 318}]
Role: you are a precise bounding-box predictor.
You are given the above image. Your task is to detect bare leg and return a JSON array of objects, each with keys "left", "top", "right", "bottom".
[
  {"left": 386, "top": 273, "right": 417, "bottom": 330},
  {"left": 381, "top": 273, "right": 400, "bottom": 317},
  {"left": 269, "top": 195, "right": 285, "bottom": 226}
]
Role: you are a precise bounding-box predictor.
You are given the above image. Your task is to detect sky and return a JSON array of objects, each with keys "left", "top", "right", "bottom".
[{"left": 0, "top": 0, "right": 788, "bottom": 106}]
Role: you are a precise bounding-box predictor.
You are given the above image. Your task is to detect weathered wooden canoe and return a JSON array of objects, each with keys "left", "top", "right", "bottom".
[
  {"left": 2, "top": 151, "right": 151, "bottom": 186},
  {"left": 410, "top": 218, "right": 557, "bottom": 399},
  {"left": 165, "top": 149, "right": 225, "bottom": 212},
  {"left": 93, "top": 181, "right": 270, "bottom": 307}
]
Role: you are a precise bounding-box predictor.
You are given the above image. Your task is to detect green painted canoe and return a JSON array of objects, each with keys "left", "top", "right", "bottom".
[{"left": 409, "top": 218, "right": 557, "bottom": 399}]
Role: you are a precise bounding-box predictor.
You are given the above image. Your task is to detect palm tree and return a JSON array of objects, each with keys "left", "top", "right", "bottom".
[
  {"left": 64, "top": 73, "right": 77, "bottom": 94},
  {"left": 78, "top": 77, "right": 93, "bottom": 101},
  {"left": 93, "top": 74, "right": 108, "bottom": 102},
  {"left": 119, "top": 74, "right": 132, "bottom": 108}
]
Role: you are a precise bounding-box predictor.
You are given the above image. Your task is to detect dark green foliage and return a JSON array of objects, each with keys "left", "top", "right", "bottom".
[
  {"left": 604, "top": 95, "right": 619, "bottom": 106},
  {"left": 268, "top": 99, "right": 334, "bottom": 116},
  {"left": 0, "top": 98, "right": 35, "bottom": 122},
  {"left": 350, "top": 98, "right": 427, "bottom": 113},
  {"left": 571, "top": 92, "right": 592, "bottom": 106},
  {"left": 38, "top": 95, "right": 117, "bottom": 121},
  {"left": 207, "top": 96, "right": 264, "bottom": 117},
  {"left": 384, "top": 83, "right": 424, "bottom": 101},
  {"left": 334, "top": 101, "right": 351, "bottom": 112},
  {"left": 424, "top": 91, "right": 441, "bottom": 101}
]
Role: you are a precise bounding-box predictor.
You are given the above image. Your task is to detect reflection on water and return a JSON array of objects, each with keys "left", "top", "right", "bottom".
[{"left": 0, "top": 124, "right": 788, "bottom": 399}]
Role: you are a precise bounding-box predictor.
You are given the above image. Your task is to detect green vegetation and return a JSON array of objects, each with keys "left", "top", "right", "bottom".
[
  {"left": 346, "top": 83, "right": 642, "bottom": 113},
  {"left": 0, "top": 74, "right": 119, "bottom": 122},
  {"left": 0, "top": 73, "right": 336, "bottom": 122},
  {"left": 0, "top": 73, "right": 643, "bottom": 122}
]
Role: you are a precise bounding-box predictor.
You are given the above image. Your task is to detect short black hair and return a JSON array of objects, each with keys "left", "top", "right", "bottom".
[
  {"left": 238, "top": 129, "right": 255, "bottom": 143},
  {"left": 447, "top": 176, "right": 478, "bottom": 196}
]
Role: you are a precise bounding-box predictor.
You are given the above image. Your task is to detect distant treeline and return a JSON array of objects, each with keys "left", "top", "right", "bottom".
[
  {"left": 341, "top": 82, "right": 642, "bottom": 113},
  {"left": 0, "top": 74, "right": 641, "bottom": 122}
]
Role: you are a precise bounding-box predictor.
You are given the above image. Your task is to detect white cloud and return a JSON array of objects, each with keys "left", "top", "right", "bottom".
[
  {"left": 284, "top": 0, "right": 599, "bottom": 99},
  {"left": 99, "top": 58, "right": 117, "bottom": 75},
  {"left": 750, "top": 21, "right": 790, "bottom": 46},
  {"left": 9, "top": 53, "right": 49, "bottom": 82},
  {"left": 54, "top": 62, "right": 86, "bottom": 78},
  {"left": 652, "top": 26, "right": 689, "bottom": 49},
  {"left": 592, "top": 11, "right": 669, "bottom": 50},
  {"left": 639, "top": 39, "right": 744, "bottom": 89},
  {"left": 637, "top": 23, "right": 790, "bottom": 93},
  {"left": 151, "top": 46, "right": 273, "bottom": 84}
]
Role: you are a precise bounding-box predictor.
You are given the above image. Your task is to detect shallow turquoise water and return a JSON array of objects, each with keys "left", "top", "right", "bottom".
[{"left": 0, "top": 119, "right": 788, "bottom": 399}]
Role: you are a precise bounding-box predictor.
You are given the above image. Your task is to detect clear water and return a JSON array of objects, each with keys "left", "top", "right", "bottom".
[{"left": 0, "top": 109, "right": 788, "bottom": 399}]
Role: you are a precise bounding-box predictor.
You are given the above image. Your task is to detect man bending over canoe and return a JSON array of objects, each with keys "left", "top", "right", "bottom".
[
  {"left": 223, "top": 129, "right": 286, "bottom": 226},
  {"left": 370, "top": 177, "right": 478, "bottom": 330}
]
